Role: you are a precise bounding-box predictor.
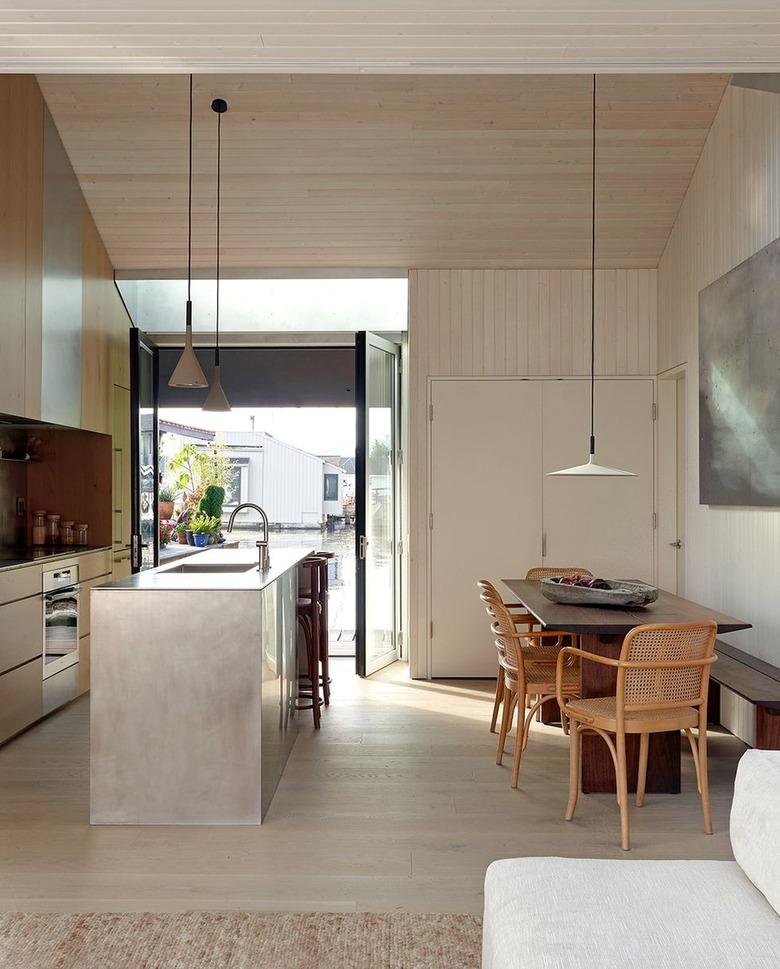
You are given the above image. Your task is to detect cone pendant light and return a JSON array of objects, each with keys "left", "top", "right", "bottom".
[
  {"left": 203, "top": 97, "right": 231, "bottom": 412},
  {"left": 547, "top": 76, "right": 635, "bottom": 478},
  {"left": 169, "top": 75, "right": 208, "bottom": 389}
]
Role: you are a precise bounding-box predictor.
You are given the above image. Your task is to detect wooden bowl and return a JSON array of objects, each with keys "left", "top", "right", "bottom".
[{"left": 540, "top": 578, "right": 658, "bottom": 607}]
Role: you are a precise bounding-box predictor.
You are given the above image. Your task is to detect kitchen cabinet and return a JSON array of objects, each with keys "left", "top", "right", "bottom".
[
  {"left": 0, "top": 659, "right": 43, "bottom": 745},
  {"left": 429, "top": 377, "right": 655, "bottom": 677},
  {"left": 0, "top": 596, "right": 43, "bottom": 675},
  {"left": 0, "top": 75, "right": 130, "bottom": 435},
  {"left": 0, "top": 76, "right": 43, "bottom": 419},
  {"left": 112, "top": 384, "right": 132, "bottom": 553}
]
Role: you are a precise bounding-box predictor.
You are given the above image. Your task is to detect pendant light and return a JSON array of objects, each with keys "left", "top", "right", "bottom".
[
  {"left": 169, "top": 74, "right": 208, "bottom": 389},
  {"left": 547, "top": 76, "right": 635, "bottom": 477},
  {"left": 203, "top": 97, "right": 231, "bottom": 411}
]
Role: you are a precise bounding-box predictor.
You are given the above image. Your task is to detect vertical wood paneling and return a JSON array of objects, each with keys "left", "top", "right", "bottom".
[
  {"left": 408, "top": 267, "right": 657, "bottom": 677},
  {"left": 657, "top": 84, "right": 780, "bottom": 668}
]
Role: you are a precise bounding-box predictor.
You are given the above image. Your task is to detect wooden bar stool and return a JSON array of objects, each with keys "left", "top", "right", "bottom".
[
  {"left": 296, "top": 558, "right": 324, "bottom": 728},
  {"left": 315, "top": 550, "right": 335, "bottom": 706}
]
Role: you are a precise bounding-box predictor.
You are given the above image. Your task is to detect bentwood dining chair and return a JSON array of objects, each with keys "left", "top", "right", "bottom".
[
  {"left": 488, "top": 595, "right": 581, "bottom": 789},
  {"left": 556, "top": 620, "right": 718, "bottom": 850},
  {"left": 477, "top": 580, "right": 538, "bottom": 733}
]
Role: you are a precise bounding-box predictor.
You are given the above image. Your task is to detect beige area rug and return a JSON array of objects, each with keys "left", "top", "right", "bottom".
[{"left": 0, "top": 912, "right": 482, "bottom": 969}]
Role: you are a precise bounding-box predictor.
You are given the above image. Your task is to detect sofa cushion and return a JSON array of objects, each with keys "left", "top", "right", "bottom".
[
  {"left": 731, "top": 749, "right": 780, "bottom": 915},
  {"left": 483, "top": 857, "right": 780, "bottom": 969}
]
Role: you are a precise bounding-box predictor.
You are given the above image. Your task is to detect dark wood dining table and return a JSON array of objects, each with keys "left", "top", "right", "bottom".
[{"left": 501, "top": 579, "right": 751, "bottom": 794}]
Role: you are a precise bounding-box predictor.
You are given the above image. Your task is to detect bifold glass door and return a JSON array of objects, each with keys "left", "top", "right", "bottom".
[
  {"left": 355, "top": 332, "right": 400, "bottom": 677},
  {"left": 130, "top": 330, "right": 159, "bottom": 572}
]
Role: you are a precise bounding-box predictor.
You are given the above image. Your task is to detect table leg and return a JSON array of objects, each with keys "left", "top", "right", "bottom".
[{"left": 579, "top": 632, "right": 680, "bottom": 794}]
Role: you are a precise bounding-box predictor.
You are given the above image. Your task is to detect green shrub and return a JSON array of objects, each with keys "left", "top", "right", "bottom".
[{"left": 198, "top": 484, "right": 225, "bottom": 520}]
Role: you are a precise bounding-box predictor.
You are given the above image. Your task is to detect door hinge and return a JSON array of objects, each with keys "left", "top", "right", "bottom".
[
  {"left": 397, "top": 448, "right": 403, "bottom": 466},
  {"left": 429, "top": 512, "right": 434, "bottom": 530},
  {"left": 652, "top": 511, "right": 658, "bottom": 530},
  {"left": 652, "top": 402, "right": 657, "bottom": 421},
  {"left": 429, "top": 403, "right": 434, "bottom": 422},
  {"left": 398, "top": 539, "right": 403, "bottom": 556}
]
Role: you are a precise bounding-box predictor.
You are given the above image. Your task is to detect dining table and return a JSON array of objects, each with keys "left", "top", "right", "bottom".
[{"left": 501, "top": 579, "right": 751, "bottom": 794}]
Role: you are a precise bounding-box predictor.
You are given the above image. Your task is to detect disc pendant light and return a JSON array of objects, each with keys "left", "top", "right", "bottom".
[
  {"left": 548, "top": 76, "right": 635, "bottom": 477},
  {"left": 169, "top": 75, "right": 208, "bottom": 389},
  {"left": 203, "top": 97, "right": 231, "bottom": 412}
]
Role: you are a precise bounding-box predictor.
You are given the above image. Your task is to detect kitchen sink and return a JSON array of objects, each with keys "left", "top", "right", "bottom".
[{"left": 165, "top": 562, "right": 258, "bottom": 574}]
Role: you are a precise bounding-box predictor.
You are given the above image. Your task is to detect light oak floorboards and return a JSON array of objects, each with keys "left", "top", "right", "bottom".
[{"left": 0, "top": 659, "right": 744, "bottom": 915}]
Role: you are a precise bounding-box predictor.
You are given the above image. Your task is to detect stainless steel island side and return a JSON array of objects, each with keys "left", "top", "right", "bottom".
[{"left": 89, "top": 547, "right": 312, "bottom": 824}]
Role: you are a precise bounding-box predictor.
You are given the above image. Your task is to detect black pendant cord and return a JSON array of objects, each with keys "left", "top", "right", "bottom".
[
  {"left": 589, "top": 73, "right": 597, "bottom": 458},
  {"left": 186, "top": 74, "right": 193, "bottom": 323},
  {"left": 215, "top": 108, "right": 222, "bottom": 366}
]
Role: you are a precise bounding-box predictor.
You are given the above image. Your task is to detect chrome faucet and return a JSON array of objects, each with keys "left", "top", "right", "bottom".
[{"left": 226, "top": 503, "right": 271, "bottom": 571}]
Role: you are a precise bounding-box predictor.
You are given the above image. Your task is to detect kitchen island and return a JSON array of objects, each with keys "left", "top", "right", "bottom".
[{"left": 89, "top": 546, "right": 312, "bottom": 824}]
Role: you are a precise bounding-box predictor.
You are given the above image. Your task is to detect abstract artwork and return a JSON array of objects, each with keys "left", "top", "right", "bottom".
[{"left": 699, "top": 234, "right": 780, "bottom": 506}]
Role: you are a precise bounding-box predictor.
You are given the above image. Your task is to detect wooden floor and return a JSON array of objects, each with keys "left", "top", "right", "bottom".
[{"left": 0, "top": 659, "right": 745, "bottom": 915}]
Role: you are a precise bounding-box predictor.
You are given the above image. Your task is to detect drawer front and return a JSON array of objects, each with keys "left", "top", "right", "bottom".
[
  {"left": 78, "top": 634, "right": 90, "bottom": 697},
  {"left": 76, "top": 550, "right": 112, "bottom": 583},
  {"left": 0, "top": 564, "right": 43, "bottom": 607},
  {"left": 43, "top": 662, "right": 79, "bottom": 716},
  {"left": 0, "top": 658, "right": 43, "bottom": 744},
  {"left": 112, "top": 547, "right": 132, "bottom": 580},
  {"left": 0, "top": 596, "right": 43, "bottom": 675}
]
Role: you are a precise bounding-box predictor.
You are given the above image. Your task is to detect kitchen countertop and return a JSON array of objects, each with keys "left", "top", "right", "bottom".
[
  {"left": 94, "top": 546, "right": 315, "bottom": 592},
  {"left": 0, "top": 544, "right": 112, "bottom": 574}
]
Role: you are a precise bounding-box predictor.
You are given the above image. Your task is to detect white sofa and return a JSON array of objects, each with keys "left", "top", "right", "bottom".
[{"left": 482, "top": 750, "right": 780, "bottom": 968}]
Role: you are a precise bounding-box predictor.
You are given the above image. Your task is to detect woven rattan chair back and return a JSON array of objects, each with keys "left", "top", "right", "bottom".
[
  {"left": 525, "top": 566, "right": 593, "bottom": 581},
  {"left": 619, "top": 621, "right": 717, "bottom": 709}
]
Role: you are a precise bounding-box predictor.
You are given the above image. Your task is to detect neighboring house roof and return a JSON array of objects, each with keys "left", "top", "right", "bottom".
[
  {"left": 319, "top": 455, "right": 356, "bottom": 474},
  {"left": 159, "top": 419, "right": 215, "bottom": 442}
]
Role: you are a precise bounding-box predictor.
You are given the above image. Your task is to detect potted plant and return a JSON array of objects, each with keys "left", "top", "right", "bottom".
[
  {"left": 174, "top": 522, "right": 188, "bottom": 545},
  {"left": 189, "top": 514, "right": 220, "bottom": 548},
  {"left": 198, "top": 485, "right": 225, "bottom": 543},
  {"left": 159, "top": 520, "right": 175, "bottom": 548},
  {"left": 158, "top": 485, "right": 176, "bottom": 521}
]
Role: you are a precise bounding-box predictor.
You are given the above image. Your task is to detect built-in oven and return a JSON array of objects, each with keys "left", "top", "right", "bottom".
[{"left": 42, "top": 565, "right": 80, "bottom": 680}]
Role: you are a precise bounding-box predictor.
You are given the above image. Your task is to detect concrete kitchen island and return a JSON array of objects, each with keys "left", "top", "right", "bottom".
[{"left": 89, "top": 547, "right": 312, "bottom": 824}]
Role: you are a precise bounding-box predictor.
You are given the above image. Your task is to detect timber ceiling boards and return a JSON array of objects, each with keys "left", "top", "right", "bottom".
[
  {"left": 38, "top": 72, "right": 729, "bottom": 271},
  {"left": 4, "top": 2, "right": 780, "bottom": 73}
]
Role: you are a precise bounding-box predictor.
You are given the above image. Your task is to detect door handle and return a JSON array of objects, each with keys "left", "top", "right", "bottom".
[
  {"left": 359, "top": 535, "right": 368, "bottom": 560},
  {"left": 669, "top": 539, "right": 682, "bottom": 549}
]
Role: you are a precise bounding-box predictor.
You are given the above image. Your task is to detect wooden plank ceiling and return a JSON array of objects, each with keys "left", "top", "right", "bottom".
[
  {"left": 38, "top": 73, "right": 729, "bottom": 271},
  {"left": 5, "top": 2, "right": 780, "bottom": 73}
]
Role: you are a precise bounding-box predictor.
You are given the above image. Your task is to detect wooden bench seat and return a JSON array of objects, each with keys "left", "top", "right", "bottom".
[{"left": 709, "top": 640, "right": 780, "bottom": 748}]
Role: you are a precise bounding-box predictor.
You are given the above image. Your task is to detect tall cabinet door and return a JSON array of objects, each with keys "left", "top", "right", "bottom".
[
  {"left": 430, "top": 380, "right": 542, "bottom": 677},
  {"left": 542, "top": 379, "right": 655, "bottom": 581}
]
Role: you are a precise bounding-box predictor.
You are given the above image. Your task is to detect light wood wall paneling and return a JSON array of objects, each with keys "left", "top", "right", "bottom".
[
  {"left": 408, "top": 267, "right": 656, "bottom": 677},
  {"left": 657, "top": 83, "right": 780, "bottom": 667}
]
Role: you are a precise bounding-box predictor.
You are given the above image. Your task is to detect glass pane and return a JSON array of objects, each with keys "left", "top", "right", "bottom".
[
  {"left": 138, "top": 348, "right": 156, "bottom": 570},
  {"left": 365, "top": 345, "right": 395, "bottom": 670}
]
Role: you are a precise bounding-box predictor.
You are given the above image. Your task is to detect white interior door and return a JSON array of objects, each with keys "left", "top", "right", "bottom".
[
  {"left": 542, "top": 379, "right": 655, "bottom": 582},
  {"left": 430, "top": 380, "right": 542, "bottom": 677}
]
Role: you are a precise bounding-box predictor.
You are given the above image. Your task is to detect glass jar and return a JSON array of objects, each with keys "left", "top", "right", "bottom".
[
  {"left": 32, "top": 510, "right": 47, "bottom": 546},
  {"left": 75, "top": 523, "right": 89, "bottom": 546},
  {"left": 46, "top": 514, "right": 61, "bottom": 545},
  {"left": 61, "top": 521, "right": 75, "bottom": 545}
]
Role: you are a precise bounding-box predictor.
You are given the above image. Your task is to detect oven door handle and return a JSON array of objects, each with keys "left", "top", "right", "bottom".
[{"left": 45, "top": 586, "right": 80, "bottom": 604}]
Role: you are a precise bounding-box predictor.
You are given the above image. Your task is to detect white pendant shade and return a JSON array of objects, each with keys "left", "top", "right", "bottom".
[
  {"left": 202, "top": 364, "right": 231, "bottom": 411},
  {"left": 547, "top": 454, "right": 636, "bottom": 477},
  {"left": 168, "top": 319, "right": 207, "bottom": 388}
]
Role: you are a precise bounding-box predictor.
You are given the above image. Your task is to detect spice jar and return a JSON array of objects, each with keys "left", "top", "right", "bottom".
[
  {"left": 75, "top": 523, "right": 89, "bottom": 546},
  {"left": 46, "top": 514, "right": 61, "bottom": 545},
  {"left": 32, "top": 510, "right": 47, "bottom": 546},
  {"left": 61, "top": 521, "right": 75, "bottom": 545}
]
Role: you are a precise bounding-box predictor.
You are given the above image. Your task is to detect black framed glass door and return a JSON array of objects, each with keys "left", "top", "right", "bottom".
[
  {"left": 355, "top": 332, "right": 400, "bottom": 677},
  {"left": 130, "top": 330, "right": 159, "bottom": 572}
]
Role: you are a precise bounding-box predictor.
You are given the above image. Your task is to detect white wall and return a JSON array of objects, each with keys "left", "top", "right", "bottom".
[
  {"left": 657, "top": 83, "right": 780, "bottom": 667},
  {"left": 408, "top": 268, "right": 658, "bottom": 677}
]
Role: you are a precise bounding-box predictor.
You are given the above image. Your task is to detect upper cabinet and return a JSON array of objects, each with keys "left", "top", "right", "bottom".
[
  {"left": 0, "top": 75, "right": 130, "bottom": 431},
  {"left": 0, "top": 77, "right": 43, "bottom": 418}
]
